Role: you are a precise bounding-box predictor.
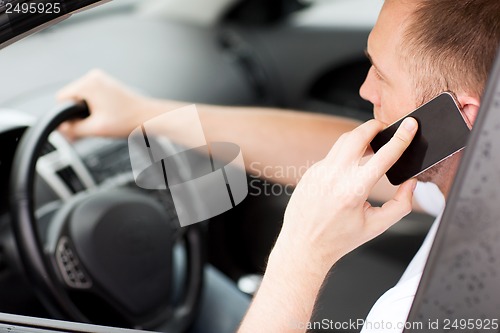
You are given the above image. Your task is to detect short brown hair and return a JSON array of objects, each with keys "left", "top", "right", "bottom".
[{"left": 401, "top": 0, "right": 500, "bottom": 104}]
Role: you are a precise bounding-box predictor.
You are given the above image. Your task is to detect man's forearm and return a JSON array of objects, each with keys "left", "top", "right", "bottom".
[
  {"left": 56, "top": 70, "right": 360, "bottom": 187},
  {"left": 145, "top": 99, "right": 360, "bottom": 185}
]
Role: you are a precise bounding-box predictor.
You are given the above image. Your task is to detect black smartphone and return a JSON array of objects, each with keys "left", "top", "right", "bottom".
[{"left": 370, "top": 92, "right": 471, "bottom": 186}]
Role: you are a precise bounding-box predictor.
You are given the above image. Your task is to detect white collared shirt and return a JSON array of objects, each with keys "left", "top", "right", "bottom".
[{"left": 361, "top": 182, "right": 445, "bottom": 332}]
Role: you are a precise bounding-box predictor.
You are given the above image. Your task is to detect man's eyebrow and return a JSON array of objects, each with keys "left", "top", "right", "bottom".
[{"left": 364, "top": 49, "right": 388, "bottom": 80}]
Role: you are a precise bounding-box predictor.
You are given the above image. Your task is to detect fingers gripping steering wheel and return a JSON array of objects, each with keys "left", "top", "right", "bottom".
[{"left": 10, "top": 102, "right": 204, "bottom": 332}]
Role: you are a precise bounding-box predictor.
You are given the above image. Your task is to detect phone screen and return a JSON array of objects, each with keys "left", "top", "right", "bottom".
[{"left": 370, "top": 92, "right": 471, "bottom": 186}]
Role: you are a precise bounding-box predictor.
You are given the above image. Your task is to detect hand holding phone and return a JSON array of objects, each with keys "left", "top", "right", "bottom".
[{"left": 370, "top": 92, "right": 471, "bottom": 185}]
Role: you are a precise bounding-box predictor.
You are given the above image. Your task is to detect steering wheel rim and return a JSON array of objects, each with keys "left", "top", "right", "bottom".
[{"left": 10, "top": 102, "right": 204, "bottom": 332}]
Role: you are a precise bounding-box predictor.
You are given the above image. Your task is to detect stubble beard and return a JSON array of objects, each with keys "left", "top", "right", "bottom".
[{"left": 415, "top": 152, "right": 462, "bottom": 195}]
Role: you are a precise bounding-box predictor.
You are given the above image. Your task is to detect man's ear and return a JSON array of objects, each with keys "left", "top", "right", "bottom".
[{"left": 456, "top": 94, "right": 480, "bottom": 129}]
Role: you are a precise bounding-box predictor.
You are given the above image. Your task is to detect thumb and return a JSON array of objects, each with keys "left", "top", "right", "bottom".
[
  {"left": 58, "top": 117, "right": 102, "bottom": 140},
  {"left": 365, "top": 178, "right": 417, "bottom": 235}
]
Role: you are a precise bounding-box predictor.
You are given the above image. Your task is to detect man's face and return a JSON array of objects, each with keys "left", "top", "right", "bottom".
[
  {"left": 360, "top": 0, "right": 454, "bottom": 185},
  {"left": 359, "top": 0, "right": 418, "bottom": 126}
]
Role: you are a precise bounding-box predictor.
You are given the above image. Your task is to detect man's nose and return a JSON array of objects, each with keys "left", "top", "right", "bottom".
[{"left": 359, "top": 67, "right": 379, "bottom": 106}]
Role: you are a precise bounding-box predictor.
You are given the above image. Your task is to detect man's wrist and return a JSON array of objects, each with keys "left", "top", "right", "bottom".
[
  {"left": 128, "top": 97, "right": 188, "bottom": 135},
  {"left": 137, "top": 97, "right": 170, "bottom": 122},
  {"left": 269, "top": 237, "right": 336, "bottom": 281}
]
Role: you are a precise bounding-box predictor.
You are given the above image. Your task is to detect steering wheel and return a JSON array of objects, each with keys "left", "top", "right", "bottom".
[{"left": 9, "top": 102, "right": 204, "bottom": 332}]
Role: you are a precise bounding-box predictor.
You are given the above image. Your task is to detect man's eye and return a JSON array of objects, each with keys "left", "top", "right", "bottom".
[{"left": 373, "top": 67, "right": 383, "bottom": 80}]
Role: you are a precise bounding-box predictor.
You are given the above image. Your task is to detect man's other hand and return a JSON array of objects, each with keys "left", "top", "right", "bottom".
[
  {"left": 56, "top": 69, "right": 154, "bottom": 139},
  {"left": 275, "top": 118, "right": 419, "bottom": 274}
]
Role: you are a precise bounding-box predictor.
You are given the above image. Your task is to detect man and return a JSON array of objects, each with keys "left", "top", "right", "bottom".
[{"left": 57, "top": 0, "right": 500, "bottom": 332}]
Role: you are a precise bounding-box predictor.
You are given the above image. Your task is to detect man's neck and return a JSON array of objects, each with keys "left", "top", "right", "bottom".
[
  {"left": 437, "top": 179, "right": 453, "bottom": 200},
  {"left": 435, "top": 157, "right": 462, "bottom": 200}
]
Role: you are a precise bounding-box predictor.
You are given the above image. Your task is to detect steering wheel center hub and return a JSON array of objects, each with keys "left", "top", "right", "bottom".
[{"left": 60, "top": 191, "right": 175, "bottom": 316}]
